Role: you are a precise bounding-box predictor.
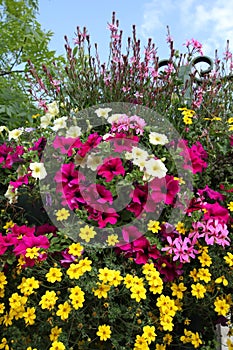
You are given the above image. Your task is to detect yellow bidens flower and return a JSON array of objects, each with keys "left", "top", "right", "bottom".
[
  {"left": 227, "top": 202, "right": 233, "bottom": 211},
  {"left": 147, "top": 220, "right": 161, "bottom": 233},
  {"left": 17, "top": 277, "right": 39, "bottom": 296},
  {"left": 23, "top": 306, "right": 36, "bottom": 325},
  {"left": 198, "top": 251, "right": 212, "bottom": 267},
  {"left": 180, "top": 329, "right": 202, "bottom": 348},
  {"left": 49, "top": 341, "right": 66, "bottom": 350},
  {"left": 215, "top": 275, "right": 228, "bottom": 286},
  {"left": 171, "top": 282, "right": 187, "bottom": 299},
  {"left": 175, "top": 222, "right": 186, "bottom": 234},
  {"left": 79, "top": 225, "right": 96, "bottom": 242},
  {"left": 56, "top": 301, "right": 72, "bottom": 320},
  {"left": 191, "top": 283, "right": 206, "bottom": 299},
  {"left": 3, "top": 220, "right": 14, "bottom": 230},
  {"left": 214, "top": 297, "right": 231, "bottom": 316},
  {"left": 133, "top": 335, "right": 149, "bottom": 350},
  {"left": 96, "top": 324, "right": 111, "bottom": 341},
  {"left": 142, "top": 325, "right": 157, "bottom": 344},
  {"left": 55, "top": 208, "right": 70, "bottom": 221},
  {"left": 68, "top": 242, "right": 83, "bottom": 256},
  {"left": 50, "top": 326, "right": 62, "bottom": 342},
  {"left": 69, "top": 285, "right": 85, "bottom": 309},
  {"left": 66, "top": 258, "right": 92, "bottom": 279},
  {"left": 93, "top": 283, "right": 110, "bottom": 299},
  {"left": 46, "top": 267, "right": 62, "bottom": 283},
  {"left": 106, "top": 234, "right": 119, "bottom": 246},
  {"left": 224, "top": 252, "right": 233, "bottom": 267},
  {"left": 39, "top": 290, "right": 58, "bottom": 310},
  {"left": 178, "top": 107, "right": 196, "bottom": 125}
]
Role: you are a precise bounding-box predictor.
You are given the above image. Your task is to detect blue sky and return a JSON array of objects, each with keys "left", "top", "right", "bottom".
[{"left": 38, "top": 0, "right": 233, "bottom": 62}]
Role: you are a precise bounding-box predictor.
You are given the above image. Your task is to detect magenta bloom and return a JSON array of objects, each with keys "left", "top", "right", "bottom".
[
  {"left": 198, "top": 185, "right": 225, "bottom": 201},
  {"left": 150, "top": 175, "right": 180, "bottom": 205},
  {"left": 97, "top": 157, "right": 125, "bottom": 182},
  {"left": 203, "top": 202, "right": 230, "bottom": 223},
  {"left": 53, "top": 135, "right": 82, "bottom": 156},
  {"left": 13, "top": 235, "right": 50, "bottom": 256},
  {"left": 78, "top": 132, "right": 102, "bottom": 158},
  {"left": 105, "top": 133, "right": 139, "bottom": 153},
  {"left": 179, "top": 140, "right": 208, "bottom": 174},
  {"left": 87, "top": 205, "right": 119, "bottom": 228},
  {"left": 10, "top": 174, "right": 29, "bottom": 189}
]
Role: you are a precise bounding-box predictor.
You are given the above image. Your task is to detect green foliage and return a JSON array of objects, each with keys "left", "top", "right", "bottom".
[{"left": 0, "top": 0, "right": 64, "bottom": 128}]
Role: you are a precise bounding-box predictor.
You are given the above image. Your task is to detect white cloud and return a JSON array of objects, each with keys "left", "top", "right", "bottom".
[
  {"left": 140, "top": 0, "right": 233, "bottom": 56},
  {"left": 140, "top": 0, "right": 175, "bottom": 39}
]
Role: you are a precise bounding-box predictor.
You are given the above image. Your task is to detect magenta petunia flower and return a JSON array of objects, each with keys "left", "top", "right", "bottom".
[{"left": 97, "top": 157, "right": 125, "bottom": 182}]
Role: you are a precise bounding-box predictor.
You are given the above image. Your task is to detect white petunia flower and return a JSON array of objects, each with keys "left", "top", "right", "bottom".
[
  {"left": 107, "top": 113, "right": 122, "bottom": 124},
  {"left": 8, "top": 128, "right": 23, "bottom": 141},
  {"left": 0, "top": 126, "right": 8, "bottom": 132},
  {"left": 149, "top": 132, "right": 169, "bottom": 145},
  {"left": 144, "top": 158, "right": 167, "bottom": 178},
  {"left": 95, "top": 108, "right": 112, "bottom": 119},
  {"left": 66, "top": 125, "right": 82, "bottom": 138},
  {"left": 29, "top": 162, "right": 47, "bottom": 180},
  {"left": 131, "top": 146, "right": 149, "bottom": 161},
  {"left": 5, "top": 185, "right": 18, "bottom": 204},
  {"left": 47, "top": 101, "right": 59, "bottom": 117},
  {"left": 83, "top": 154, "right": 103, "bottom": 171},
  {"left": 40, "top": 114, "right": 53, "bottom": 128},
  {"left": 51, "top": 116, "right": 68, "bottom": 131}
]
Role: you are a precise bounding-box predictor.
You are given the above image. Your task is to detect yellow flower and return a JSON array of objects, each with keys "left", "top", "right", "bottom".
[
  {"left": 106, "top": 234, "right": 119, "bottom": 246},
  {"left": 69, "top": 285, "right": 85, "bottom": 309},
  {"left": 55, "top": 208, "right": 70, "bottom": 221},
  {"left": 191, "top": 332, "right": 202, "bottom": 348},
  {"left": 17, "top": 277, "right": 40, "bottom": 296},
  {"left": 68, "top": 242, "right": 83, "bottom": 257},
  {"left": 130, "top": 284, "right": 147, "bottom": 302},
  {"left": 228, "top": 117, "right": 233, "bottom": 124},
  {"left": 108, "top": 270, "right": 123, "bottom": 287},
  {"left": 227, "top": 338, "right": 233, "bottom": 350},
  {"left": 124, "top": 274, "right": 135, "bottom": 289},
  {"left": 3, "top": 220, "right": 14, "bottom": 230},
  {"left": 227, "top": 202, "right": 233, "bottom": 211},
  {"left": 39, "top": 290, "right": 58, "bottom": 310},
  {"left": 79, "top": 225, "right": 96, "bottom": 242},
  {"left": 23, "top": 307, "right": 36, "bottom": 325},
  {"left": 175, "top": 222, "right": 186, "bottom": 234},
  {"left": 142, "top": 325, "right": 156, "bottom": 344},
  {"left": 56, "top": 301, "right": 72, "bottom": 320},
  {"left": 196, "top": 268, "right": 211, "bottom": 283},
  {"left": 198, "top": 251, "right": 212, "bottom": 267},
  {"left": 171, "top": 282, "right": 187, "bottom": 299},
  {"left": 66, "top": 263, "right": 83, "bottom": 280},
  {"left": 96, "top": 324, "right": 111, "bottom": 341},
  {"left": 25, "top": 247, "right": 40, "bottom": 259},
  {"left": 160, "top": 314, "right": 174, "bottom": 331},
  {"left": 189, "top": 268, "right": 199, "bottom": 282},
  {"left": 214, "top": 297, "right": 230, "bottom": 316},
  {"left": 98, "top": 267, "right": 114, "bottom": 283},
  {"left": 183, "top": 115, "right": 193, "bottom": 124},
  {"left": 163, "top": 334, "right": 172, "bottom": 345},
  {"left": 133, "top": 335, "right": 149, "bottom": 350},
  {"left": 49, "top": 341, "right": 66, "bottom": 350},
  {"left": 155, "top": 345, "right": 166, "bottom": 350},
  {"left": 0, "top": 272, "right": 7, "bottom": 289},
  {"left": 93, "top": 283, "right": 110, "bottom": 299},
  {"left": 215, "top": 275, "right": 228, "bottom": 286},
  {"left": 147, "top": 220, "right": 161, "bottom": 233},
  {"left": 191, "top": 283, "right": 206, "bottom": 299},
  {"left": 50, "top": 326, "right": 62, "bottom": 342},
  {"left": 224, "top": 252, "right": 233, "bottom": 267},
  {"left": 46, "top": 267, "right": 62, "bottom": 283}
]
